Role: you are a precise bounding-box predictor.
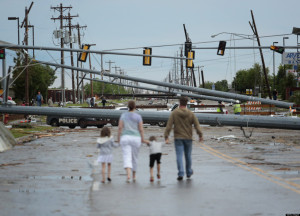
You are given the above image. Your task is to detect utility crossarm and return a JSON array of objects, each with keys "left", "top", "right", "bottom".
[
  {"left": 192, "top": 46, "right": 300, "bottom": 50},
  {"left": 0, "top": 105, "right": 300, "bottom": 130},
  {"left": 0, "top": 44, "right": 189, "bottom": 60},
  {"left": 81, "top": 77, "right": 236, "bottom": 104},
  {"left": 33, "top": 60, "right": 295, "bottom": 109}
]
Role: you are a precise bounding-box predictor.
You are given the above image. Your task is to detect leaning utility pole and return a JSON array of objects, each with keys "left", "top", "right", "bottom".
[
  {"left": 20, "top": 1, "right": 33, "bottom": 105},
  {"left": 249, "top": 10, "right": 272, "bottom": 99},
  {"left": 51, "top": 4, "right": 73, "bottom": 106}
]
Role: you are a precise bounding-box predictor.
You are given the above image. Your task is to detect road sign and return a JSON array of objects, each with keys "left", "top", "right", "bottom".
[{"left": 282, "top": 52, "right": 300, "bottom": 65}]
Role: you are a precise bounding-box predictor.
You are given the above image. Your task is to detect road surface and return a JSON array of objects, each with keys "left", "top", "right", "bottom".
[{"left": 0, "top": 125, "right": 299, "bottom": 216}]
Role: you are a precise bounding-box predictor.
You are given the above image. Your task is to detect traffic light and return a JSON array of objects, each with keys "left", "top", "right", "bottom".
[
  {"left": 185, "top": 42, "right": 192, "bottom": 57},
  {"left": 0, "top": 49, "right": 5, "bottom": 59},
  {"left": 78, "top": 44, "right": 91, "bottom": 62},
  {"left": 143, "top": 47, "right": 152, "bottom": 66},
  {"left": 217, "top": 41, "right": 226, "bottom": 56},
  {"left": 270, "top": 45, "right": 284, "bottom": 54},
  {"left": 186, "top": 51, "right": 195, "bottom": 68}
]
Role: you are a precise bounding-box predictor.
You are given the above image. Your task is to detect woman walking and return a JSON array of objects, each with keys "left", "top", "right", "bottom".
[{"left": 118, "top": 100, "right": 148, "bottom": 182}]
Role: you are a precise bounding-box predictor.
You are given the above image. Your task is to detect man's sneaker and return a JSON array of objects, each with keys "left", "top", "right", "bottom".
[
  {"left": 187, "top": 171, "right": 194, "bottom": 179},
  {"left": 177, "top": 176, "right": 183, "bottom": 181}
]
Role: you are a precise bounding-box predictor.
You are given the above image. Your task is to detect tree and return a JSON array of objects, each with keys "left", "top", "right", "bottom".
[
  {"left": 12, "top": 51, "right": 57, "bottom": 101},
  {"left": 204, "top": 81, "right": 214, "bottom": 90},
  {"left": 232, "top": 63, "right": 270, "bottom": 96},
  {"left": 215, "top": 80, "right": 229, "bottom": 92},
  {"left": 275, "top": 64, "right": 294, "bottom": 99},
  {"left": 84, "top": 79, "right": 129, "bottom": 97}
]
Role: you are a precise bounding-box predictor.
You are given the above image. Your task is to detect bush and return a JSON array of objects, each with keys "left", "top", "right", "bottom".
[
  {"left": 12, "top": 123, "right": 33, "bottom": 128},
  {"left": 289, "top": 91, "right": 300, "bottom": 105}
]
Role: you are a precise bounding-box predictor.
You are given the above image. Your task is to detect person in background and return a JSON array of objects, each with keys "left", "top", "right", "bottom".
[
  {"left": 48, "top": 97, "right": 53, "bottom": 107},
  {"left": 233, "top": 100, "right": 242, "bottom": 115},
  {"left": 36, "top": 91, "right": 43, "bottom": 106},
  {"left": 101, "top": 97, "right": 107, "bottom": 107},
  {"left": 90, "top": 97, "right": 95, "bottom": 107},
  {"left": 217, "top": 101, "right": 223, "bottom": 113},
  {"left": 272, "top": 89, "right": 278, "bottom": 100}
]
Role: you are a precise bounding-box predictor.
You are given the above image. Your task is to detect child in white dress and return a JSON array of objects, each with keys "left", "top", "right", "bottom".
[{"left": 97, "top": 127, "right": 119, "bottom": 183}]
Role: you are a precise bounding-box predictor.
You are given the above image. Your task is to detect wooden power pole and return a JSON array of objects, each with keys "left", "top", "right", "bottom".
[
  {"left": 20, "top": 1, "right": 33, "bottom": 105},
  {"left": 249, "top": 10, "right": 272, "bottom": 99},
  {"left": 51, "top": 4, "right": 73, "bottom": 105}
]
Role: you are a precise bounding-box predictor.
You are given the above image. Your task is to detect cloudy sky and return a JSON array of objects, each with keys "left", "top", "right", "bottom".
[{"left": 1, "top": 0, "right": 299, "bottom": 89}]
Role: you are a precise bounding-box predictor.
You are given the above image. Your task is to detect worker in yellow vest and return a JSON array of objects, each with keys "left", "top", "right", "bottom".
[
  {"left": 233, "top": 100, "right": 242, "bottom": 115},
  {"left": 216, "top": 101, "right": 223, "bottom": 113}
]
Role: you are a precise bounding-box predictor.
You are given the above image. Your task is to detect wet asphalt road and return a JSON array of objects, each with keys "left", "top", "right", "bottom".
[{"left": 0, "top": 125, "right": 300, "bottom": 216}]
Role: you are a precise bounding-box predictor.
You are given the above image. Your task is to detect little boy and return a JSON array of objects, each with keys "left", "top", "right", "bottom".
[{"left": 148, "top": 136, "right": 163, "bottom": 182}]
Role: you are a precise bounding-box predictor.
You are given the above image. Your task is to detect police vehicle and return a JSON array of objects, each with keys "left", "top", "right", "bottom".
[{"left": 46, "top": 116, "right": 108, "bottom": 129}]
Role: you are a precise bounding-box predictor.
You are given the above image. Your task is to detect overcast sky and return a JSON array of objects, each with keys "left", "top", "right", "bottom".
[{"left": 1, "top": 0, "right": 299, "bottom": 89}]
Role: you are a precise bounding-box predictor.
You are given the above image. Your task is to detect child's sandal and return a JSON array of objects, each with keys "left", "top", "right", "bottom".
[
  {"left": 157, "top": 174, "right": 161, "bottom": 179},
  {"left": 150, "top": 177, "right": 154, "bottom": 182}
]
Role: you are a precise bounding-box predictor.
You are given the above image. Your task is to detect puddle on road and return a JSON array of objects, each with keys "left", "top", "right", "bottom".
[
  {"left": 269, "top": 170, "right": 300, "bottom": 176},
  {"left": 24, "top": 175, "right": 93, "bottom": 181}
]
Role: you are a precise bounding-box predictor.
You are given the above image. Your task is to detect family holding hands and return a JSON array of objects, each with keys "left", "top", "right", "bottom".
[{"left": 96, "top": 97, "right": 203, "bottom": 183}]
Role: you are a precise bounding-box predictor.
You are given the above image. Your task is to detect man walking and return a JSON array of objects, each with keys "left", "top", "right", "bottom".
[
  {"left": 36, "top": 91, "right": 43, "bottom": 107},
  {"left": 164, "top": 96, "right": 203, "bottom": 181}
]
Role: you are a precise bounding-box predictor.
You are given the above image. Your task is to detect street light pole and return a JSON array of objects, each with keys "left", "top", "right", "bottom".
[
  {"left": 292, "top": 27, "right": 300, "bottom": 87},
  {"left": 273, "top": 41, "right": 278, "bottom": 90},
  {"left": 283, "top": 37, "right": 289, "bottom": 77},
  {"left": 8, "top": 17, "right": 20, "bottom": 45}
]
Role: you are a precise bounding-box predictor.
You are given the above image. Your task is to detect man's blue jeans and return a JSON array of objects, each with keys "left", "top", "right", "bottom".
[{"left": 174, "top": 139, "right": 193, "bottom": 177}]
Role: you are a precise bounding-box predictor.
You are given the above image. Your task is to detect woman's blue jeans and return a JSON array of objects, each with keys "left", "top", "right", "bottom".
[{"left": 174, "top": 139, "right": 193, "bottom": 177}]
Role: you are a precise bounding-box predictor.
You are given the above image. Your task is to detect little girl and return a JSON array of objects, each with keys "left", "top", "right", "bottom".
[{"left": 97, "top": 126, "right": 119, "bottom": 183}]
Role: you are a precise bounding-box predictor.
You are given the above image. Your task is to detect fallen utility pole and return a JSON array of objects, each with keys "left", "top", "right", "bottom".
[
  {"left": 0, "top": 105, "right": 299, "bottom": 130},
  {"left": 33, "top": 60, "right": 295, "bottom": 109},
  {"left": 82, "top": 77, "right": 236, "bottom": 103}
]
